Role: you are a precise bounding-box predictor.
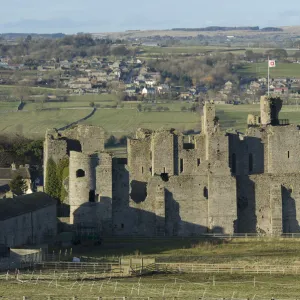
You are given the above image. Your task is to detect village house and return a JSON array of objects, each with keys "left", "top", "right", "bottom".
[{"left": 0, "top": 164, "right": 32, "bottom": 198}]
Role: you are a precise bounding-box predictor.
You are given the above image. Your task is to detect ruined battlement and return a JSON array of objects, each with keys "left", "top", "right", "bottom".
[{"left": 43, "top": 96, "right": 300, "bottom": 237}]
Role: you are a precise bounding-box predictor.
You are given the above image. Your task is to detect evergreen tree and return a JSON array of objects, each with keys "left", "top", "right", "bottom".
[{"left": 9, "top": 175, "right": 28, "bottom": 196}]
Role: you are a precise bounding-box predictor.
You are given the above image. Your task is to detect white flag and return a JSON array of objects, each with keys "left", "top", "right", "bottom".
[{"left": 269, "top": 60, "right": 276, "bottom": 68}]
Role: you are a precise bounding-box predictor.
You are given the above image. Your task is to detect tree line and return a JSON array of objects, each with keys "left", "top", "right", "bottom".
[{"left": 0, "top": 34, "right": 137, "bottom": 61}]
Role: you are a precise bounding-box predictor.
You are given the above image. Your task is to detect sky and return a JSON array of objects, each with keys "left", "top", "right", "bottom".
[{"left": 1, "top": 0, "right": 300, "bottom": 34}]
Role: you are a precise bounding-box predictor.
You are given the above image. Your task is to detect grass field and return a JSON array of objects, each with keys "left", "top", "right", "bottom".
[
  {"left": 236, "top": 62, "right": 300, "bottom": 77},
  {"left": 140, "top": 45, "right": 300, "bottom": 58},
  {"left": 2, "top": 273, "right": 300, "bottom": 299},
  {"left": 5, "top": 238, "right": 300, "bottom": 299},
  {"left": 217, "top": 104, "right": 300, "bottom": 132},
  {"left": 69, "top": 94, "right": 118, "bottom": 102},
  {"left": 83, "top": 109, "right": 200, "bottom": 136},
  {"left": 140, "top": 45, "right": 247, "bottom": 55},
  {"left": 1, "top": 103, "right": 300, "bottom": 138},
  {"left": 0, "top": 101, "right": 19, "bottom": 110},
  {"left": 0, "top": 109, "right": 90, "bottom": 138},
  {"left": 68, "top": 237, "right": 300, "bottom": 266}
]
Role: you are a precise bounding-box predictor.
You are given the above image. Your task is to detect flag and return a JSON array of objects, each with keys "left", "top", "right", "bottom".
[{"left": 269, "top": 60, "right": 276, "bottom": 68}]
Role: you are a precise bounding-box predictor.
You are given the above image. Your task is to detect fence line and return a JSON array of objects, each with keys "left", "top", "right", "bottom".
[{"left": 155, "top": 262, "right": 300, "bottom": 275}]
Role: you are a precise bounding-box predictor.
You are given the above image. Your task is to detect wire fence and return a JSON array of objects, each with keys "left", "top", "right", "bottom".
[
  {"left": 1, "top": 271, "right": 300, "bottom": 300},
  {"left": 155, "top": 262, "right": 300, "bottom": 275}
]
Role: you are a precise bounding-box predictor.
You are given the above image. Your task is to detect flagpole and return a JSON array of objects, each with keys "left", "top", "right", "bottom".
[{"left": 268, "top": 56, "right": 270, "bottom": 96}]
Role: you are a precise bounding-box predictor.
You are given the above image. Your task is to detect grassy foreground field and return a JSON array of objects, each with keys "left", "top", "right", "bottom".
[
  {"left": 4, "top": 238, "right": 300, "bottom": 299},
  {"left": 70, "top": 237, "right": 300, "bottom": 266},
  {"left": 1, "top": 273, "right": 300, "bottom": 299}
]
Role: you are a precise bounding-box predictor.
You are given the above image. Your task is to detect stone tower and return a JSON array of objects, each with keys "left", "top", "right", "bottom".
[
  {"left": 260, "top": 96, "right": 283, "bottom": 126},
  {"left": 202, "top": 101, "right": 217, "bottom": 135},
  {"left": 69, "top": 151, "right": 99, "bottom": 225}
]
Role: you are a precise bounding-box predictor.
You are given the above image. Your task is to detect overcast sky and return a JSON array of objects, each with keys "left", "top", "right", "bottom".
[{"left": 1, "top": 0, "right": 300, "bottom": 34}]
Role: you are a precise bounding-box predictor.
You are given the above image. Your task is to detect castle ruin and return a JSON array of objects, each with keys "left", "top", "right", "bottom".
[{"left": 44, "top": 96, "right": 300, "bottom": 236}]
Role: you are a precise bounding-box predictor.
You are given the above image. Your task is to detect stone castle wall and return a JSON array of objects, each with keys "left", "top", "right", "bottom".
[{"left": 43, "top": 98, "right": 300, "bottom": 236}]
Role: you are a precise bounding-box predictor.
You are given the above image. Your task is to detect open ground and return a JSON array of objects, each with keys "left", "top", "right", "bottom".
[
  {"left": 236, "top": 62, "right": 300, "bottom": 77},
  {"left": 3, "top": 238, "right": 300, "bottom": 299},
  {"left": 1, "top": 101, "right": 300, "bottom": 138}
]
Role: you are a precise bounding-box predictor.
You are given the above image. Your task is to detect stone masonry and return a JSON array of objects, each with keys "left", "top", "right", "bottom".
[{"left": 43, "top": 96, "right": 300, "bottom": 236}]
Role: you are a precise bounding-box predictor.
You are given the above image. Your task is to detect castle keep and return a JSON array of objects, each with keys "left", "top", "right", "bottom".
[{"left": 44, "top": 96, "right": 300, "bottom": 236}]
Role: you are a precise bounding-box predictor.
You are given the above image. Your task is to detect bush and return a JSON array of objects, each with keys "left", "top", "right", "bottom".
[
  {"left": 105, "top": 135, "right": 117, "bottom": 147},
  {"left": 9, "top": 175, "right": 28, "bottom": 196},
  {"left": 45, "top": 158, "right": 60, "bottom": 199},
  {"left": 45, "top": 157, "right": 69, "bottom": 202}
]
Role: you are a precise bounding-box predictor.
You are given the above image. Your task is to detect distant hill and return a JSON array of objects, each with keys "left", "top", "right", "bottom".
[
  {"left": 172, "top": 26, "right": 283, "bottom": 32},
  {"left": 0, "top": 33, "right": 65, "bottom": 39}
]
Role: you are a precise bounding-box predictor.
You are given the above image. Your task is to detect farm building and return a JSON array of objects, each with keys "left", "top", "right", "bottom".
[{"left": 0, "top": 192, "right": 57, "bottom": 247}]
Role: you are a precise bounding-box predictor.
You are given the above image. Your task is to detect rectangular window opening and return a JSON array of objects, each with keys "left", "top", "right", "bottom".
[
  {"left": 288, "top": 151, "right": 290, "bottom": 159},
  {"left": 197, "top": 158, "right": 201, "bottom": 167},
  {"left": 180, "top": 159, "right": 184, "bottom": 173},
  {"left": 89, "top": 190, "right": 95, "bottom": 202},
  {"left": 249, "top": 153, "right": 253, "bottom": 173}
]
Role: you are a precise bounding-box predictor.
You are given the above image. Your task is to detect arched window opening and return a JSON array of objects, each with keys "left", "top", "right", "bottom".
[
  {"left": 197, "top": 158, "right": 201, "bottom": 167},
  {"left": 160, "top": 173, "right": 169, "bottom": 182},
  {"left": 203, "top": 187, "right": 208, "bottom": 200},
  {"left": 76, "top": 169, "right": 85, "bottom": 178},
  {"left": 249, "top": 153, "right": 253, "bottom": 173},
  {"left": 232, "top": 153, "right": 236, "bottom": 174},
  {"left": 288, "top": 151, "right": 290, "bottom": 159}
]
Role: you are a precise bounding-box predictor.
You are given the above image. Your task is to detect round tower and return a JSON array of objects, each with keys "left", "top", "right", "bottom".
[{"left": 69, "top": 151, "right": 99, "bottom": 224}]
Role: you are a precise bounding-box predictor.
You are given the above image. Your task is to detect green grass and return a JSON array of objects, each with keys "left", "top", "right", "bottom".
[
  {"left": 217, "top": 104, "right": 300, "bottom": 132},
  {"left": 5, "top": 238, "right": 300, "bottom": 298},
  {"left": 1, "top": 103, "right": 300, "bottom": 138},
  {"left": 236, "top": 62, "right": 300, "bottom": 77},
  {"left": 1, "top": 273, "right": 300, "bottom": 299},
  {"left": 6, "top": 238, "right": 299, "bottom": 299},
  {"left": 68, "top": 237, "right": 300, "bottom": 266},
  {"left": 24, "top": 102, "right": 92, "bottom": 110},
  {"left": 0, "top": 101, "right": 19, "bottom": 110},
  {"left": 0, "top": 110, "right": 90, "bottom": 139},
  {"left": 69, "top": 94, "right": 118, "bottom": 102},
  {"left": 0, "top": 273, "right": 300, "bottom": 300},
  {"left": 83, "top": 109, "right": 200, "bottom": 137},
  {"left": 0, "top": 84, "right": 67, "bottom": 96}
]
